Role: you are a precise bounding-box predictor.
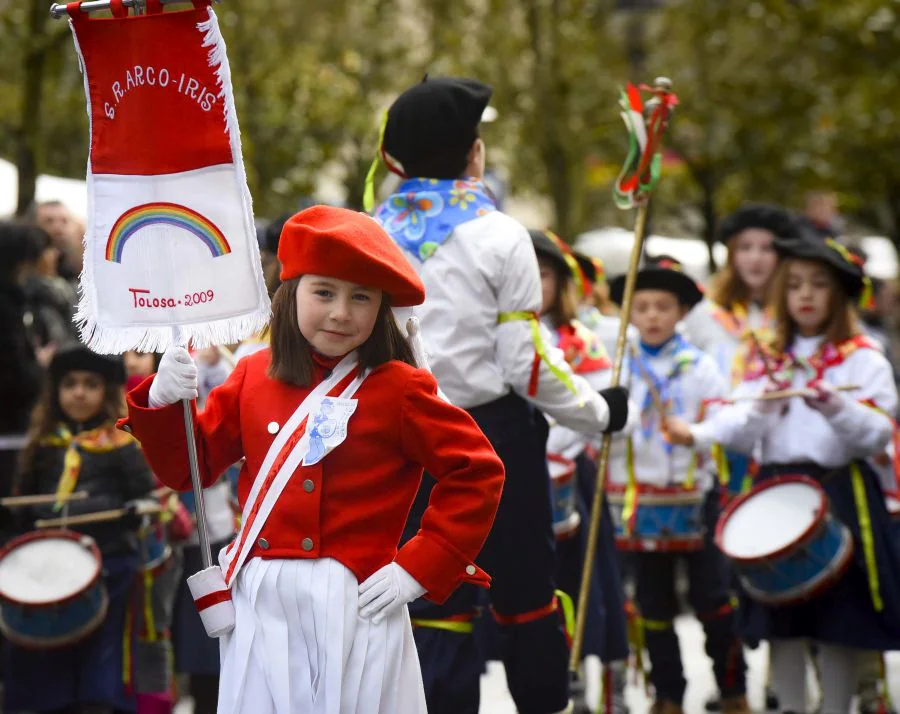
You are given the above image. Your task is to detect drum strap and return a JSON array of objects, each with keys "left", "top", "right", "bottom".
[
  {"left": 622, "top": 439, "right": 701, "bottom": 527},
  {"left": 851, "top": 463, "right": 883, "bottom": 612}
]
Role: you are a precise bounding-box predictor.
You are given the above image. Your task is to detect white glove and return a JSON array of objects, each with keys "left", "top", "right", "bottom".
[
  {"left": 358, "top": 563, "right": 426, "bottom": 624},
  {"left": 148, "top": 346, "right": 198, "bottom": 408},
  {"left": 803, "top": 379, "right": 845, "bottom": 418}
]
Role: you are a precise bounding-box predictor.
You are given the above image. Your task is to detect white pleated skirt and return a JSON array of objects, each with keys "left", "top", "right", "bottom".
[{"left": 217, "top": 557, "right": 427, "bottom": 714}]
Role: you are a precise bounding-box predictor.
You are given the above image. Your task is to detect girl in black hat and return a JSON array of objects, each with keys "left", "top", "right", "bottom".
[
  {"left": 532, "top": 229, "right": 632, "bottom": 714},
  {"left": 669, "top": 236, "right": 900, "bottom": 714},
  {"left": 682, "top": 204, "right": 796, "bottom": 386},
  {"left": 3, "top": 343, "right": 156, "bottom": 714}
]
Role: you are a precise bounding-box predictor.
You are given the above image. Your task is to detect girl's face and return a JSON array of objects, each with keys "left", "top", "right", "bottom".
[
  {"left": 785, "top": 259, "right": 835, "bottom": 336},
  {"left": 59, "top": 370, "right": 106, "bottom": 424},
  {"left": 630, "top": 289, "right": 685, "bottom": 346},
  {"left": 296, "top": 274, "right": 382, "bottom": 357},
  {"left": 731, "top": 228, "right": 778, "bottom": 297},
  {"left": 539, "top": 258, "right": 559, "bottom": 316},
  {"left": 124, "top": 351, "right": 155, "bottom": 378}
]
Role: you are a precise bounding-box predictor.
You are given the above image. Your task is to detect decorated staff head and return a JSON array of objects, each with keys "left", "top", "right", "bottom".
[
  {"left": 709, "top": 203, "right": 799, "bottom": 308},
  {"left": 270, "top": 206, "right": 424, "bottom": 386},
  {"left": 613, "top": 77, "right": 678, "bottom": 210},
  {"left": 364, "top": 76, "right": 493, "bottom": 212},
  {"left": 769, "top": 229, "right": 870, "bottom": 353}
]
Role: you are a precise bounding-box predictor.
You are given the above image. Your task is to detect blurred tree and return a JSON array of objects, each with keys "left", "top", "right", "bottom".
[{"left": 0, "top": 0, "right": 81, "bottom": 216}]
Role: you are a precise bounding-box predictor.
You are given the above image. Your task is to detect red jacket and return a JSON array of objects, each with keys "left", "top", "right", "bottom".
[{"left": 120, "top": 350, "right": 504, "bottom": 604}]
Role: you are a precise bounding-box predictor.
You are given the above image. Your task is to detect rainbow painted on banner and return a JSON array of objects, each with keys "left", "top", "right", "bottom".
[{"left": 105, "top": 202, "right": 231, "bottom": 263}]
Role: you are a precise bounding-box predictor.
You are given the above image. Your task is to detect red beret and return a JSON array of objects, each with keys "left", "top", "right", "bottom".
[{"left": 278, "top": 206, "right": 425, "bottom": 307}]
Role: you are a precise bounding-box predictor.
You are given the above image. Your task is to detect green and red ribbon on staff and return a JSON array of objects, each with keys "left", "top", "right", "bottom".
[{"left": 613, "top": 80, "right": 679, "bottom": 210}]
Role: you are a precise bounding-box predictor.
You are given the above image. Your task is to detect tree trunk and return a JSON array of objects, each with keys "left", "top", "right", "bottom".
[
  {"left": 14, "top": 0, "right": 49, "bottom": 217},
  {"left": 699, "top": 169, "right": 717, "bottom": 273}
]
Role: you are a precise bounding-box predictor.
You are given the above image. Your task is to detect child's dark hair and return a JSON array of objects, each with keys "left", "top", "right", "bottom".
[
  {"left": 0, "top": 221, "right": 50, "bottom": 282},
  {"left": 539, "top": 257, "right": 578, "bottom": 329},
  {"left": 18, "top": 375, "right": 127, "bottom": 478},
  {"left": 401, "top": 129, "right": 478, "bottom": 180},
  {"left": 268, "top": 278, "right": 418, "bottom": 386}
]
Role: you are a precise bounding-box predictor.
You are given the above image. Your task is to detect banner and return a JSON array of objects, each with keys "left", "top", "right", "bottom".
[{"left": 67, "top": 0, "right": 270, "bottom": 353}]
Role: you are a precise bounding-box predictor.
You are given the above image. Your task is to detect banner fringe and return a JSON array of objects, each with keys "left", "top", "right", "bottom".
[{"left": 72, "top": 7, "right": 271, "bottom": 355}]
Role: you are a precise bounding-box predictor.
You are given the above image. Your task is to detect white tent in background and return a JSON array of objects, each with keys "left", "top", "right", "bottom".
[
  {"left": 575, "top": 228, "right": 728, "bottom": 285},
  {"left": 0, "top": 157, "right": 88, "bottom": 219}
]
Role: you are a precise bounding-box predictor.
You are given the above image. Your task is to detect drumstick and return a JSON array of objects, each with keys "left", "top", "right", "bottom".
[
  {"left": 34, "top": 502, "right": 163, "bottom": 529},
  {"left": 0, "top": 491, "right": 89, "bottom": 508},
  {"left": 729, "top": 384, "right": 861, "bottom": 403},
  {"left": 151, "top": 486, "right": 175, "bottom": 499}
]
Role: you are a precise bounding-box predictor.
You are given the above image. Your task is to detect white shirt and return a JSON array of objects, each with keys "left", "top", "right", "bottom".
[
  {"left": 691, "top": 334, "right": 897, "bottom": 468},
  {"left": 579, "top": 307, "right": 637, "bottom": 362},
  {"left": 393, "top": 211, "right": 611, "bottom": 435},
  {"left": 608, "top": 337, "right": 727, "bottom": 491},
  {"left": 681, "top": 299, "right": 770, "bottom": 383}
]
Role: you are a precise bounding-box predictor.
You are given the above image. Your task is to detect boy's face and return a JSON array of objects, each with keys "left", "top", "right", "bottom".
[{"left": 630, "top": 289, "right": 685, "bottom": 346}]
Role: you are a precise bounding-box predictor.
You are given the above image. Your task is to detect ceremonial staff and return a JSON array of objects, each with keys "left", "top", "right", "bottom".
[{"left": 569, "top": 78, "right": 678, "bottom": 676}]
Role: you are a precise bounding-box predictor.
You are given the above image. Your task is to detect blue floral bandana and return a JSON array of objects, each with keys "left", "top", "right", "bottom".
[{"left": 374, "top": 178, "right": 496, "bottom": 262}]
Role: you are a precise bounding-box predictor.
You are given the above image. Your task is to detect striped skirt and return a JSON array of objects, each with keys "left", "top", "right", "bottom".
[{"left": 217, "top": 556, "right": 427, "bottom": 714}]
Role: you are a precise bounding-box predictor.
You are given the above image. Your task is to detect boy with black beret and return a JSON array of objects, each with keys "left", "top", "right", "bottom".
[{"left": 375, "top": 76, "right": 631, "bottom": 714}]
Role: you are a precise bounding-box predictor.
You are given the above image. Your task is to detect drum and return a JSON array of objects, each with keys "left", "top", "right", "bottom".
[
  {"left": 607, "top": 484, "right": 705, "bottom": 552},
  {"left": 716, "top": 475, "right": 853, "bottom": 606},
  {"left": 548, "top": 454, "right": 581, "bottom": 540},
  {"left": 0, "top": 530, "right": 108, "bottom": 649}
]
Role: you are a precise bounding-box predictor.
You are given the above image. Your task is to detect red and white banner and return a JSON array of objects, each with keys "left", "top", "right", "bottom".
[{"left": 68, "top": 0, "right": 269, "bottom": 353}]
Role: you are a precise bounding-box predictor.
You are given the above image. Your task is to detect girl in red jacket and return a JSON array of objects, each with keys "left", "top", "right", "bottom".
[{"left": 121, "top": 206, "right": 505, "bottom": 714}]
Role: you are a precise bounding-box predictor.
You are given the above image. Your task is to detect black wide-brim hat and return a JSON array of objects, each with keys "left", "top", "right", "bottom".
[
  {"left": 50, "top": 343, "right": 126, "bottom": 385},
  {"left": 382, "top": 77, "right": 493, "bottom": 175},
  {"left": 773, "top": 232, "right": 867, "bottom": 299},
  {"left": 717, "top": 203, "right": 798, "bottom": 245},
  {"left": 609, "top": 262, "right": 704, "bottom": 309},
  {"left": 573, "top": 251, "right": 599, "bottom": 285},
  {"left": 530, "top": 229, "right": 570, "bottom": 276}
]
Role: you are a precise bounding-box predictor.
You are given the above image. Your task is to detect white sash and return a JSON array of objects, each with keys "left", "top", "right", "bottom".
[{"left": 221, "top": 353, "right": 368, "bottom": 586}]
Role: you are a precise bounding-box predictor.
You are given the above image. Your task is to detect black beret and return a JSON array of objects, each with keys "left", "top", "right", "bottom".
[
  {"left": 382, "top": 77, "right": 493, "bottom": 176},
  {"left": 717, "top": 204, "right": 798, "bottom": 245},
  {"left": 529, "top": 229, "right": 570, "bottom": 276},
  {"left": 608, "top": 254, "right": 703, "bottom": 308},
  {"left": 50, "top": 343, "right": 126, "bottom": 385},
  {"left": 773, "top": 231, "right": 866, "bottom": 299}
]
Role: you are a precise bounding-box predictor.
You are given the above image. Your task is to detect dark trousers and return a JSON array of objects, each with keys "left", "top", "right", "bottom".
[
  {"left": 405, "top": 392, "right": 569, "bottom": 714},
  {"left": 634, "top": 491, "right": 746, "bottom": 705}
]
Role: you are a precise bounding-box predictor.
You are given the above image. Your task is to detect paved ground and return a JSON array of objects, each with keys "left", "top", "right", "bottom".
[{"left": 175, "top": 614, "right": 900, "bottom": 713}]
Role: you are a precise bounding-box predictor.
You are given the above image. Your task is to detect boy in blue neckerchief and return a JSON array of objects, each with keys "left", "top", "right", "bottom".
[{"left": 607, "top": 256, "right": 750, "bottom": 714}]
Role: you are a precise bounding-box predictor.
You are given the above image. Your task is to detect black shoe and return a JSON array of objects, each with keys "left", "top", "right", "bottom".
[
  {"left": 704, "top": 696, "right": 721, "bottom": 712},
  {"left": 765, "top": 689, "right": 779, "bottom": 711}
]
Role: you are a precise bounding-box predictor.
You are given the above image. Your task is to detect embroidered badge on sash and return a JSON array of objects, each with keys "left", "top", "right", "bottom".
[{"left": 302, "top": 397, "right": 358, "bottom": 467}]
